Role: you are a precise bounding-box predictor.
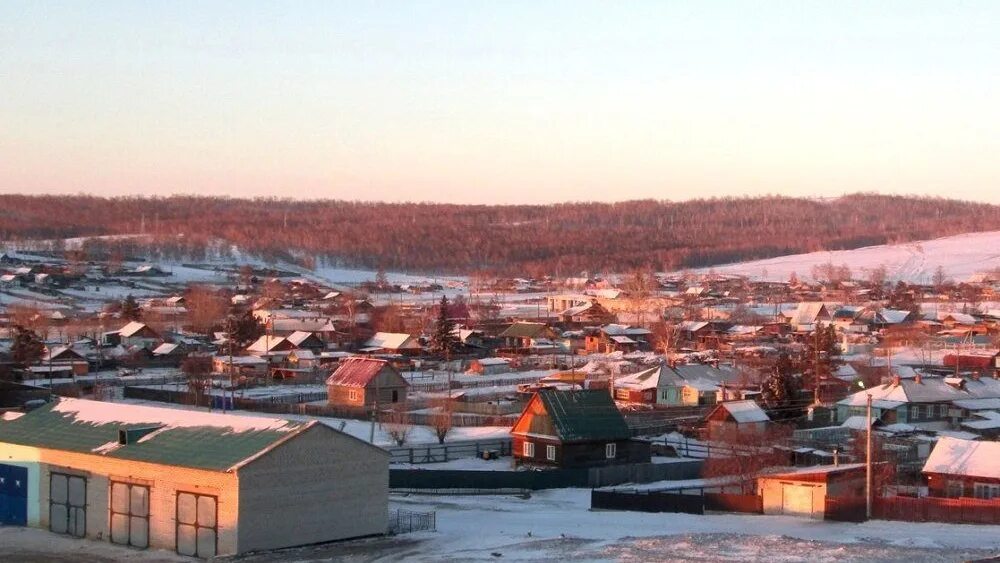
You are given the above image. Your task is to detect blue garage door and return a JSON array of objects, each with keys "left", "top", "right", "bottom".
[{"left": 0, "top": 463, "right": 28, "bottom": 526}]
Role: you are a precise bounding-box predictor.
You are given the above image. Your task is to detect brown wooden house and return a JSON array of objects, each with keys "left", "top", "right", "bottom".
[
  {"left": 511, "top": 389, "right": 650, "bottom": 469},
  {"left": 923, "top": 437, "right": 1000, "bottom": 499},
  {"left": 325, "top": 357, "right": 409, "bottom": 409}
]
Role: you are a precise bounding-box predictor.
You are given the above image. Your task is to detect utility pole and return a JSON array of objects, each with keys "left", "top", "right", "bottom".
[
  {"left": 866, "top": 393, "right": 873, "bottom": 520},
  {"left": 227, "top": 317, "right": 234, "bottom": 412}
]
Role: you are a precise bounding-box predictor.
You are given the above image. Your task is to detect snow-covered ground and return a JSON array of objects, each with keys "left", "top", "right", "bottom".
[
  {"left": 692, "top": 230, "right": 1000, "bottom": 284},
  {"left": 6, "top": 488, "right": 997, "bottom": 562}
]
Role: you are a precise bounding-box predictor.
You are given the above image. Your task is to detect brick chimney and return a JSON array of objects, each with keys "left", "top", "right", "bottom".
[
  {"left": 914, "top": 373, "right": 922, "bottom": 384},
  {"left": 892, "top": 374, "right": 901, "bottom": 386}
]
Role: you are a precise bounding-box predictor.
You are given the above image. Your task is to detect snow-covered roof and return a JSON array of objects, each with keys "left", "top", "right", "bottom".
[
  {"left": 715, "top": 400, "right": 770, "bottom": 423},
  {"left": 923, "top": 437, "right": 1000, "bottom": 479},
  {"left": 118, "top": 321, "right": 153, "bottom": 338},
  {"left": 151, "top": 342, "right": 179, "bottom": 356},
  {"left": 286, "top": 330, "right": 319, "bottom": 346},
  {"left": 838, "top": 375, "right": 1000, "bottom": 407},
  {"left": 610, "top": 335, "right": 637, "bottom": 344},
  {"left": 364, "top": 332, "right": 420, "bottom": 350},
  {"left": 475, "top": 357, "right": 511, "bottom": 366}
]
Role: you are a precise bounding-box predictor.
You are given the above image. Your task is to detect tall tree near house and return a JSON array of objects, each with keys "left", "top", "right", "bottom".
[
  {"left": 185, "top": 285, "right": 228, "bottom": 336},
  {"left": 224, "top": 308, "right": 265, "bottom": 354},
  {"left": 761, "top": 353, "right": 803, "bottom": 420},
  {"left": 121, "top": 294, "right": 142, "bottom": 321},
  {"left": 650, "top": 321, "right": 680, "bottom": 355},
  {"left": 11, "top": 325, "right": 44, "bottom": 367},
  {"left": 430, "top": 295, "right": 460, "bottom": 357},
  {"left": 624, "top": 267, "right": 656, "bottom": 327},
  {"left": 181, "top": 354, "right": 213, "bottom": 407},
  {"left": 374, "top": 266, "right": 389, "bottom": 291},
  {"left": 804, "top": 322, "right": 840, "bottom": 402},
  {"left": 932, "top": 265, "right": 949, "bottom": 291}
]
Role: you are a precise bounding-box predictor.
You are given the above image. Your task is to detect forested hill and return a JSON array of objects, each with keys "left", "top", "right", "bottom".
[{"left": 1, "top": 194, "right": 999, "bottom": 276}]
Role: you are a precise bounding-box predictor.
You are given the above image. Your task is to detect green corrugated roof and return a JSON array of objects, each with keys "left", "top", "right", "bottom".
[
  {"left": 0, "top": 398, "right": 309, "bottom": 472},
  {"left": 536, "top": 389, "right": 630, "bottom": 442}
]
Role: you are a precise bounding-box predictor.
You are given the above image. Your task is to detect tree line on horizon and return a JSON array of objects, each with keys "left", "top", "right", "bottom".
[{"left": 1, "top": 193, "right": 998, "bottom": 276}]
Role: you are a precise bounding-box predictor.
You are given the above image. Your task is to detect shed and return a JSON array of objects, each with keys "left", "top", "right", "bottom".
[{"left": 758, "top": 463, "right": 867, "bottom": 519}]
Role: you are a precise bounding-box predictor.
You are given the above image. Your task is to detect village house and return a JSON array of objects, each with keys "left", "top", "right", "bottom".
[
  {"left": 103, "top": 321, "right": 160, "bottom": 349},
  {"left": 836, "top": 373, "right": 1000, "bottom": 429},
  {"left": 326, "top": 357, "right": 409, "bottom": 408},
  {"left": 922, "top": 437, "right": 1000, "bottom": 499},
  {"left": 612, "top": 363, "right": 738, "bottom": 407},
  {"left": 37, "top": 345, "right": 89, "bottom": 376},
  {"left": 511, "top": 389, "right": 650, "bottom": 468},
  {"left": 0, "top": 398, "right": 389, "bottom": 556},
  {"left": 584, "top": 324, "right": 651, "bottom": 354},
  {"left": 212, "top": 355, "right": 268, "bottom": 377},
  {"left": 498, "top": 322, "right": 562, "bottom": 353},
  {"left": 360, "top": 332, "right": 423, "bottom": 356},
  {"left": 705, "top": 399, "right": 771, "bottom": 437},
  {"left": 465, "top": 357, "right": 512, "bottom": 376}
]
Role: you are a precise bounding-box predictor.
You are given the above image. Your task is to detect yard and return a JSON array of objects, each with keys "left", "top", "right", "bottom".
[{"left": 4, "top": 488, "right": 999, "bottom": 562}]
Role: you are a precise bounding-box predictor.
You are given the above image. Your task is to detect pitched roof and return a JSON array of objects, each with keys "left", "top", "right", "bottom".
[
  {"left": 0, "top": 398, "right": 310, "bottom": 472},
  {"left": 119, "top": 321, "right": 155, "bottom": 338},
  {"left": 923, "top": 437, "right": 1000, "bottom": 480},
  {"left": 499, "top": 322, "right": 551, "bottom": 339},
  {"left": 713, "top": 400, "right": 771, "bottom": 423},
  {"left": 286, "top": 330, "right": 321, "bottom": 346},
  {"left": 614, "top": 364, "right": 683, "bottom": 391},
  {"left": 326, "top": 357, "right": 390, "bottom": 388},
  {"left": 534, "top": 389, "right": 630, "bottom": 442},
  {"left": 364, "top": 332, "right": 420, "bottom": 350}
]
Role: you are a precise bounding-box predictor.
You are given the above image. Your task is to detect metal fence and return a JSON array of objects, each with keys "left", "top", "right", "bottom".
[{"left": 388, "top": 509, "right": 436, "bottom": 534}]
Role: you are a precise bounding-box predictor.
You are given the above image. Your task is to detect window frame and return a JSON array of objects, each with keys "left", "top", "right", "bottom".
[
  {"left": 605, "top": 443, "right": 617, "bottom": 459},
  {"left": 522, "top": 441, "right": 535, "bottom": 458},
  {"left": 546, "top": 444, "right": 556, "bottom": 461}
]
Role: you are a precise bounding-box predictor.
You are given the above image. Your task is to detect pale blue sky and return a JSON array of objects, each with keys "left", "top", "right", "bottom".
[{"left": 2, "top": 2, "right": 998, "bottom": 203}]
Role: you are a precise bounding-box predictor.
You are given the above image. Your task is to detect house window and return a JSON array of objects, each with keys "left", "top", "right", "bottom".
[
  {"left": 938, "top": 404, "right": 948, "bottom": 418},
  {"left": 946, "top": 480, "right": 964, "bottom": 498},
  {"left": 605, "top": 443, "right": 617, "bottom": 459},
  {"left": 523, "top": 441, "right": 535, "bottom": 458},
  {"left": 974, "top": 483, "right": 1000, "bottom": 500},
  {"left": 909, "top": 405, "right": 920, "bottom": 420},
  {"left": 546, "top": 445, "right": 556, "bottom": 461},
  {"left": 110, "top": 481, "right": 150, "bottom": 548},
  {"left": 391, "top": 390, "right": 399, "bottom": 403},
  {"left": 348, "top": 390, "right": 359, "bottom": 401}
]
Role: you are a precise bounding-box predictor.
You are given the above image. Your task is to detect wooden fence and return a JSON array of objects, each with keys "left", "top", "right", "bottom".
[
  {"left": 825, "top": 495, "right": 1000, "bottom": 525},
  {"left": 591, "top": 489, "right": 762, "bottom": 515}
]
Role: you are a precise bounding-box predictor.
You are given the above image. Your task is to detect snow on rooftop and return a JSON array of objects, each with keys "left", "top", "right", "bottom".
[
  {"left": 52, "top": 397, "right": 302, "bottom": 433},
  {"left": 923, "top": 437, "right": 1000, "bottom": 479}
]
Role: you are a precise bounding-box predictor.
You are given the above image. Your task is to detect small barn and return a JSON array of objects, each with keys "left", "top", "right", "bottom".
[
  {"left": 758, "top": 463, "right": 867, "bottom": 519},
  {"left": 466, "top": 357, "right": 512, "bottom": 376},
  {"left": 361, "top": 332, "right": 423, "bottom": 356},
  {"left": 511, "top": 389, "right": 650, "bottom": 468},
  {"left": 705, "top": 400, "right": 771, "bottom": 437},
  {"left": 0, "top": 398, "right": 389, "bottom": 556},
  {"left": 326, "top": 357, "right": 409, "bottom": 408},
  {"left": 104, "top": 322, "right": 160, "bottom": 349}
]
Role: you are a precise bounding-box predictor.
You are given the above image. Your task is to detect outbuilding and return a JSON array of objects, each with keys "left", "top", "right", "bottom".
[
  {"left": 0, "top": 398, "right": 389, "bottom": 556},
  {"left": 758, "top": 463, "right": 866, "bottom": 519}
]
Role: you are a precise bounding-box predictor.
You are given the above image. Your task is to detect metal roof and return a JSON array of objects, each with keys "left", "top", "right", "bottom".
[
  {"left": 0, "top": 398, "right": 311, "bottom": 472},
  {"left": 535, "top": 389, "right": 630, "bottom": 443}
]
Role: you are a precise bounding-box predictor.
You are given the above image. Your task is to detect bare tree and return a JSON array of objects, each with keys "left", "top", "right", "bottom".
[
  {"left": 181, "top": 354, "right": 213, "bottom": 407},
  {"left": 701, "top": 424, "right": 793, "bottom": 494},
  {"left": 382, "top": 404, "right": 412, "bottom": 446},
  {"left": 430, "top": 398, "right": 454, "bottom": 444}
]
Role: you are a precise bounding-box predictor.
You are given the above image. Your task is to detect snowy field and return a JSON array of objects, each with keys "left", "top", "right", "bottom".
[
  {"left": 4, "top": 488, "right": 999, "bottom": 562},
  {"left": 691, "top": 230, "right": 1000, "bottom": 284}
]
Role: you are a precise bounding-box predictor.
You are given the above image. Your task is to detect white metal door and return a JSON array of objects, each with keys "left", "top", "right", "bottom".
[{"left": 781, "top": 483, "right": 815, "bottom": 517}]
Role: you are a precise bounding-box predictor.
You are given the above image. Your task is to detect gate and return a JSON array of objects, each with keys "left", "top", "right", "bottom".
[
  {"left": 0, "top": 463, "right": 28, "bottom": 526},
  {"left": 176, "top": 491, "right": 218, "bottom": 558},
  {"left": 110, "top": 481, "right": 150, "bottom": 548},
  {"left": 50, "top": 473, "right": 86, "bottom": 537}
]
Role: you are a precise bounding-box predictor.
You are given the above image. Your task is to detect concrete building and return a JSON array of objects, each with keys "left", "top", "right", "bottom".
[{"left": 0, "top": 398, "right": 388, "bottom": 556}]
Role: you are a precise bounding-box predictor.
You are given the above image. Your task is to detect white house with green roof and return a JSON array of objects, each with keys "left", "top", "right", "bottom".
[{"left": 0, "top": 398, "right": 388, "bottom": 557}]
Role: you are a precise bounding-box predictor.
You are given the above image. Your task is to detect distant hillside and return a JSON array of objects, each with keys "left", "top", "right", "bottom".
[{"left": 1, "top": 193, "right": 999, "bottom": 276}]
